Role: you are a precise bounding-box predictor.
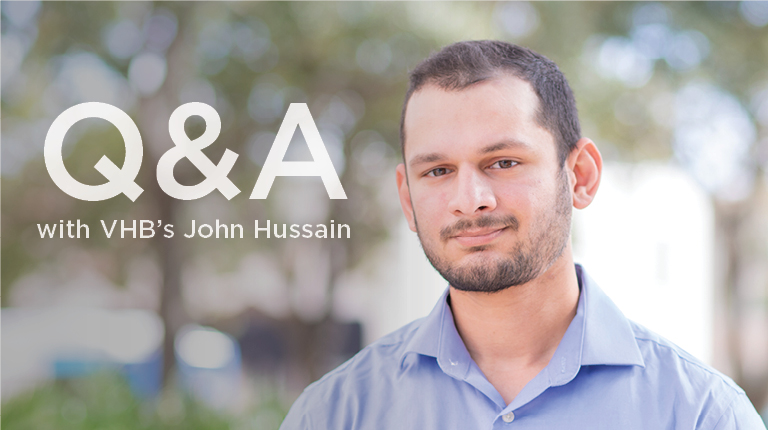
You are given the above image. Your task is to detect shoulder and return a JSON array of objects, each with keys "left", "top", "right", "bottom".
[
  {"left": 627, "top": 320, "right": 764, "bottom": 429},
  {"left": 629, "top": 320, "right": 742, "bottom": 392},
  {"left": 312, "top": 317, "right": 424, "bottom": 387},
  {"left": 279, "top": 318, "right": 426, "bottom": 430}
]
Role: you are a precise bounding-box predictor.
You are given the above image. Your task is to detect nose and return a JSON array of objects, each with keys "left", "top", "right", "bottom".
[{"left": 448, "top": 166, "right": 497, "bottom": 216}]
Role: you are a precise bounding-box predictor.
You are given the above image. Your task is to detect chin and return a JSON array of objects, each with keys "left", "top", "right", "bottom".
[{"left": 454, "top": 250, "right": 507, "bottom": 269}]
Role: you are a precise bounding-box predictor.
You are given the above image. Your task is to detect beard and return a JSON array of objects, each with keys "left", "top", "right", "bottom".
[{"left": 415, "top": 168, "right": 572, "bottom": 293}]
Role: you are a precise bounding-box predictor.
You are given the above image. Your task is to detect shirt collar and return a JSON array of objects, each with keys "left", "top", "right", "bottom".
[
  {"left": 577, "top": 264, "right": 645, "bottom": 367},
  {"left": 400, "top": 286, "right": 473, "bottom": 379},
  {"left": 400, "top": 264, "right": 645, "bottom": 378}
]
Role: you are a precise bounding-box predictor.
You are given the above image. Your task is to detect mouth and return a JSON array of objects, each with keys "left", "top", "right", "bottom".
[{"left": 451, "top": 227, "right": 507, "bottom": 247}]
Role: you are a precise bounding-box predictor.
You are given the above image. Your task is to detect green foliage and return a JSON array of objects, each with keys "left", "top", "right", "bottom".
[{"left": 2, "top": 372, "right": 288, "bottom": 430}]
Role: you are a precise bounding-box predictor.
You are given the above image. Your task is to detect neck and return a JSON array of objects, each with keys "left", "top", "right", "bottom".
[{"left": 449, "top": 247, "right": 580, "bottom": 374}]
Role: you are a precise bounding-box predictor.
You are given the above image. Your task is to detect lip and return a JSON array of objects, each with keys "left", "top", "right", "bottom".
[{"left": 451, "top": 227, "right": 507, "bottom": 247}]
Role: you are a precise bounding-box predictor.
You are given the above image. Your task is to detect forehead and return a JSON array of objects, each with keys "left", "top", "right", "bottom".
[{"left": 403, "top": 75, "right": 554, "bottom": 162}]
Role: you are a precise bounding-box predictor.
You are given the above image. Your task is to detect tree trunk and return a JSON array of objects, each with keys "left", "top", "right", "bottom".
[{"left": 714, "top": 180, "right": 768, "bottom": 411}]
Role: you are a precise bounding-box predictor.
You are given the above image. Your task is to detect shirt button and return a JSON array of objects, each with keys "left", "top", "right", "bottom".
[{"left": 502, "top": 412, "right": 515, "bottom": 423}]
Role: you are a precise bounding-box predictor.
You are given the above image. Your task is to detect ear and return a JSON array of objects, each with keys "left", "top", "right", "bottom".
[
  {"left": 396, "top": 163, "right": 418, "bottom": 232},
  {"left": 566, "top": 138, "right": 602, "bottom": 210}
]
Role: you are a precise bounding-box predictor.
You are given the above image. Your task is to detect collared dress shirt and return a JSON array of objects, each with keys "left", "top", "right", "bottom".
[{"left": 280, "top": 265, "right": 766, "bottom": 429}]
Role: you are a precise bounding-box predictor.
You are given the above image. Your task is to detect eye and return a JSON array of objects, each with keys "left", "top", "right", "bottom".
[
  {"left": 426, "top": 167, "right": 451, "bottom": 177},
  {"left": 489, "top": 159, "right": 518, "bottom": 169}
]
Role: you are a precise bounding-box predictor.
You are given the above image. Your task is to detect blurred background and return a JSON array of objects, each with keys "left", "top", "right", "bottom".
[{"left": 2, "top": 1, "right": 768, "bottom": 428}]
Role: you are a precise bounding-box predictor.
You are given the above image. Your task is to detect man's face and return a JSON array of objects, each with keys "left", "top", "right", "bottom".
[{"left": 397, "top": 75, "right": 573, "bottom": 292}]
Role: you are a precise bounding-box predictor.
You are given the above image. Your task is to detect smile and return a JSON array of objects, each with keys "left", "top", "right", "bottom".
[{"left": 451, "top": 227, "right": 507, "bottom": 247}]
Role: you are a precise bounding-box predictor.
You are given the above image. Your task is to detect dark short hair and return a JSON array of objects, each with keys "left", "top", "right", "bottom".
[{"left": 400, "top": 40, "right": 581, "bottom": 166}]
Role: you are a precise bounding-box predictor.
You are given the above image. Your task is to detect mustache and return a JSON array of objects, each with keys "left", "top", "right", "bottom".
[{"left": 440, "top": 214, "right": 519, "bottom": 241}]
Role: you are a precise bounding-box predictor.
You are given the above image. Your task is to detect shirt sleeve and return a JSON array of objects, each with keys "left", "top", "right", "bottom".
[
  {"left": 279, "top": 397, "right": 313, "bottom": 430},
  {"left": 710, "top": 392, "right": 766, "bottom": 430}
]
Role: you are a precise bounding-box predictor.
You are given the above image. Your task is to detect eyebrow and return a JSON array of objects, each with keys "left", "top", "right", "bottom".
[
  {"left": 409, "top": 152, "right": 446, "bottom": 167},
  {"left": 408, "top": 139, "right": 532, "bottom": 168},
  {"left": 480, "top": 139, "right": 532, "bottom": 154}
]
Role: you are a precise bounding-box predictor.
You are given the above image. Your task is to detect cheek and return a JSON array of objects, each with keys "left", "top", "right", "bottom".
[
  {"left": 495, "top": 183, "right": 534, "bottom": 211},
  {"left": 492, "top": 181, "right": 547, "bottom": 229},
  {"left": 514, "top": 177, "right": 562, "bottom": 217},
  {"left": 410, "top": 187, "right": 449, "bottom": 226}
]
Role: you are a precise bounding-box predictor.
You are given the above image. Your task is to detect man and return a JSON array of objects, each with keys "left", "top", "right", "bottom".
[{"left": 280, "top": 41, "right": 766, "bottom": 429}]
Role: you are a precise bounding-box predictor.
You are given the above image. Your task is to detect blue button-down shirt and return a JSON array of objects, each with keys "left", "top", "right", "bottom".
[{"left": 280, "top": 265, "right": 766, "bottom": 429}]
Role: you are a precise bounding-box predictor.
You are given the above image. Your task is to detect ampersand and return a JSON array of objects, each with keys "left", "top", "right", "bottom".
[{"left": 156, "top": 102, "right": 240, "bottom": 200}]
